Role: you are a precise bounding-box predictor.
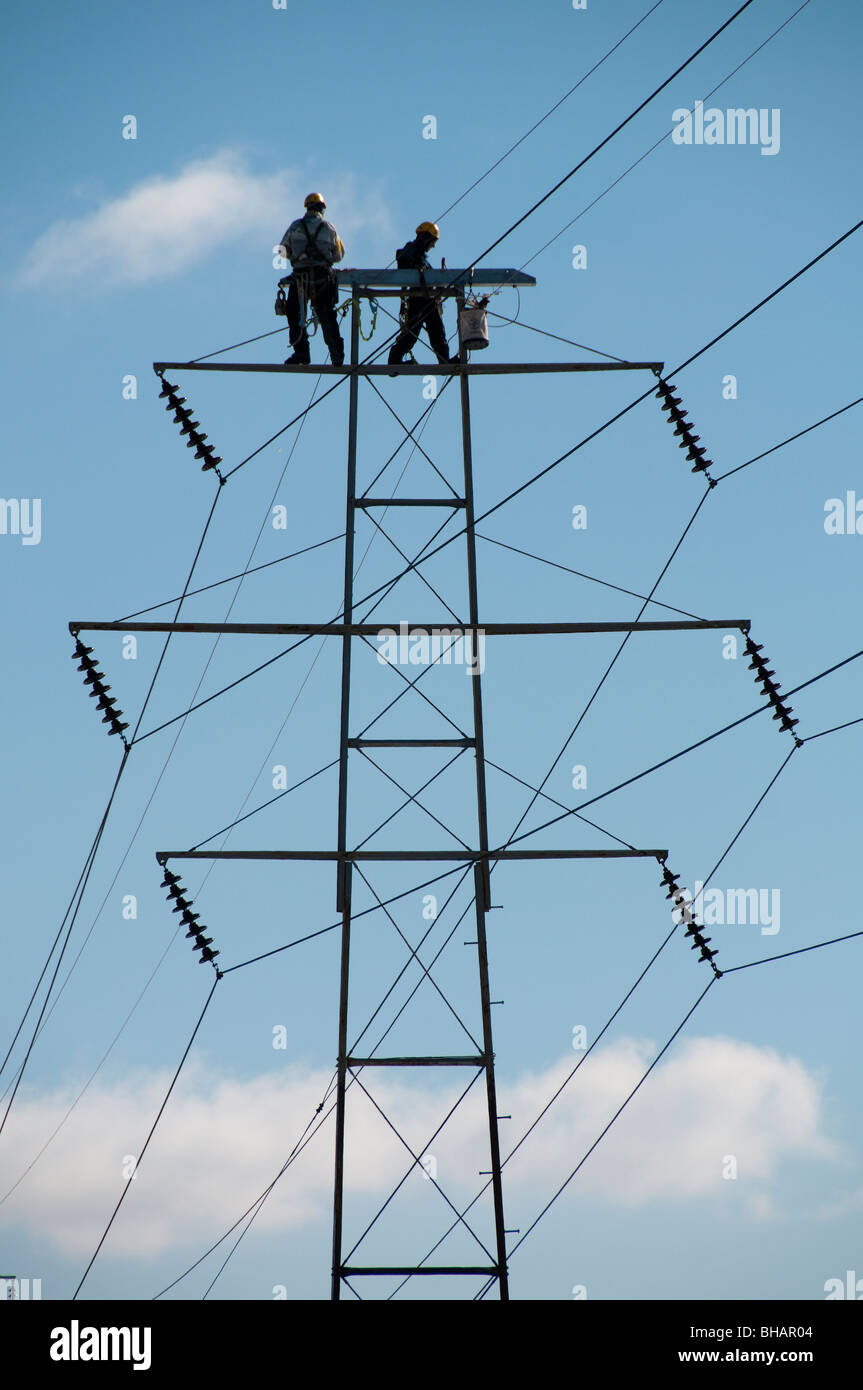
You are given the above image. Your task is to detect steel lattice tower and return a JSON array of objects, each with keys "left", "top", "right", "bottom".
[{"left": 71, "top": 266, "right": 748, "bottom": 1300}]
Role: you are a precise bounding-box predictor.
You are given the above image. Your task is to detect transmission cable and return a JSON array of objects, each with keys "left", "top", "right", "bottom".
[
  {"left": 206, "top": 876, "right": 483, "bottom": 1296},
  {"left": 725, "top": 932, "right": 863, "bottom": 974},
  {"left": 30, "top": 400, "right": 318, "bottom": 1050},
  {"left": 338, "top": 217, "right": 863, "bottom": 626},
  {"left": 155, "top": 866, "right": 476, "bottom": 1295},
  {"left": 483, "top": 758, "right": 638, "bottom": 850},
  {"left": 477, "top": 533, "right": 704, "bottom": 620},
  {"left": 198, "top": 1069, "right": 343, "bottom": 1299},
  {"left": 185, "top": 0, "right": 666, "bottom": 367},
  {"left": 64, "top": 5, "right": 850, "bottom": 1289},
  {"left": 805, "top": 715, "right": 863, "bottom": 742},
  {"left": 4, "top": 374, "right": 333, "bottom": 1179},
  {"left": 167, "top": 150, "right": 860, "bottom": 1310},
  {"left": 118, "top": 533, "right": 344, "bottom": 622},
  {"left": 480, "top": 489, "right": 712, "bottom": 866},
  {"left": 183, "top": 0, "right": 756, "bottom": 480},
  {"left": 219, "top": 864, "right": 468, "bottom": 976},
  {"left": 2, "top": 477, "right": 225, "bottom": 1073},
  {"left": 0, "top": 748, "right": 130, "bottom": 1129},
  {"left": 0, "top": 917, "right": 196, "bottom": 1205},
  {"left": 486, "top": 310, "right": 628, "bottom": 362},
  {"left": 187, "top": 369, "right": 453, "bottom": 911},
  {"left": 715, "top": 396, "right": 863, "bottom": 482},
  {"left": 469, "top": 0, "right": 757, "bottom": 268},
  {"left": 174, "top": 380, "right": 459, "bottom": 966},
  {"left": 504, "top": 646, "right": 863, "bottom": 850},
  {"left": 134, "top": 272, "right": 863, "bottom": 778},
  {"left": 434, "top": 0, "right": 668, "bottom": 226},
  {"left": 521, "top": 0, "right": 813, "bottom": 271},
  {"left": 475, "top": 901, "right": 863, "bottom": 1292},
  {"left": 1, "top": 482, "right": 225, "bottom": 1095},
  {"left": 476, "top": 978, "right": 717, "bottom": 1296},
  {"left": 175, "top": 0, "right": 805, "bottom": 496},
  {"left": 134, "top": 386, "right": 453, "bottom": 745},
  {"left": 391, "top": 743, "right": 798, "bottom": 1294},
  {"left": 73, "top": 975, "right": 220, "bottom": 1298}
]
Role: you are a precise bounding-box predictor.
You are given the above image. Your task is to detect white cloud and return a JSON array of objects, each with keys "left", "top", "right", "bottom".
[
  {"left": 16, "top": 150, "right": 393, "bottom": 287},
  {"left": 498, "top": 1036, "right": 836, "bottom": 1202},
  {"left": 0, "top": 1037, "right": 837, "bottom": 1260}
]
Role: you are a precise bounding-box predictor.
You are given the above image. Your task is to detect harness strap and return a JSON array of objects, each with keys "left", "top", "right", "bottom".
[{"left": 299, "top": 217, "right": 327, "bottom": 263}]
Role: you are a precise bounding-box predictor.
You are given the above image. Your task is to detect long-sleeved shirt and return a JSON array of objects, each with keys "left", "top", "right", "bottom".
[
  {"left": 395, "top": 236, "right": 431, "bottom": 271},
  {"left": 279, "top": 212, "right": 345, "bottom": 269}
]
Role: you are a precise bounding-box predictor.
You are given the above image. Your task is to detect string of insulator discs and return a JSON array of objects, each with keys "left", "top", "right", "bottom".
[
  {"left": 71, "top": 638, "right": 129, "bottom": 748},
  {"left": 158, "top": 860, "right": 221, "bottom": 972},
  {"left": 659, "top": 857, "right": 722, "bottom": 979},
  {"left": 653, "top": 375, "right": 717, "bottom": 487},
  {"left": 156, "top": 376, "right": 225, "bottom": 483},
  {"left": 744, "top": 634, "right": 803, "bottom": 745}
]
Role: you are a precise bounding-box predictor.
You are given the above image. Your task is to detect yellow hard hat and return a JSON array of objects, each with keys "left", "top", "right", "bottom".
[
  {"left": 416, "top": 221, "right": 440, "bottom": 240},
  {"left": 305, "top": 192, "right": 326, "bottom": 209}
]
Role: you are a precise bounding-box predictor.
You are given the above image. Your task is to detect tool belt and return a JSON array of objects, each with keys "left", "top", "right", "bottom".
[
  {"left": 275, "top": 267, "right": 338, "bottom": 317},
  {"left": 294, "top": 265, "right": 339, "bottom": 307}
]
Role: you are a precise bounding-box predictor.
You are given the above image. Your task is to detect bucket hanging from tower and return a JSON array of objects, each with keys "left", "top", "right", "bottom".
[{"left": 458, "top": 297, "right": 490, "bottom": 351}]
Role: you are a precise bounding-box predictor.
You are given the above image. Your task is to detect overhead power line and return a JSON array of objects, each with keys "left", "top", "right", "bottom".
[
  {"left": 73, "top": 976, "right": 220, "bottom": 1298},
  {"left": 391, "top": 743, "right": 799, "bottom": 1295},
  {"left": 477, "top": 978, "right": 719, "bottom": 1294},
  {"left": 154, "top": 867, "right": 479, "bottom": 1296},
  {"left": 47, "top": 0, "right": 854, "bottom": 1298},
  {"left": 725, "top": 931, "right": 863, "bottom": 973},
  {"left": 470, "top": 0, "right": 757, "bottom": 267},
  {"left": 176, "top": 0, "right": 807, "bottom": 422},
  {"left": 715, "top": 396, "right": 863, "bottom": 482},
  {"left": 505, "top": 645, "right": 863, "bottom": 851},
  {"left": 333, "top": 217, "right": 863, "bottom": 631},
  {"left": 128, "top": 213, "right": 863, "bottom": 762},
  {"left": 522, "top": 0, "right": 814, "bottom": 270},
  {"left": 117, "top": 534, "right": 344, "bottom": 622},
  {"left": 0, "top": 750, "right": 129, "bottom": 1109},
  {"left": 434, "top": 0, "right": 668, "bottom": 225},
  {"left": 186, "top": 0, "right": 757, "bottom": 480},
  {"left": 8, "top": 372, "right": 453, "bottom": 1197},
  {"left": 805, "top": 715, "right": 863, "bottom": 742}
]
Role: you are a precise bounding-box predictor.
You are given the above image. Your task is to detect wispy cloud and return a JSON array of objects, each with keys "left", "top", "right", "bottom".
[
  {"left": 16, "top": 150, "right": 393, "bottom": 287},
  {"left": 0, "top": 1037, "right": 836, "bottom": 1260}
]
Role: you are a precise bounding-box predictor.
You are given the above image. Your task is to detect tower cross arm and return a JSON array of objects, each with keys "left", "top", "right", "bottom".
[{"left": 333, "top": 268, "right": 536, "bottom": 290}]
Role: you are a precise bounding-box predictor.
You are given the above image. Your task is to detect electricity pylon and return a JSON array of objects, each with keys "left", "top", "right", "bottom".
[{"left": 71, "top": 266, "right": 749, "bottom": 1299}]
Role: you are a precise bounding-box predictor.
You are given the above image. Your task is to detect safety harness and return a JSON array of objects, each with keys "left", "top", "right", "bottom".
[
  {"left": 291, "top": 218, "right": 333, "bottom": 339},
  {"left": 275, "top": 221, "right": 380, "bottom": 346},
  {"left": 395, "top": 239, "right": 442, "bottom": 328},
  {"left": 297, "top": 217, "right": 328, "bottom": 266}
]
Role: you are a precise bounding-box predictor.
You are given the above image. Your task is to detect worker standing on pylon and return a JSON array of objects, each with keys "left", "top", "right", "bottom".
[
  {"left": 388, "top": 222, "right": 458, "bottom": 369},
  {"left": 278, "top": 194, "right": 345, "bottom": 366}
]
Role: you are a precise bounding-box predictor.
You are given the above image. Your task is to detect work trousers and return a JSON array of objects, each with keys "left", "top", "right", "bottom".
[
  {"left": 390, "top": 293, "right": 450, "bottom": 363},
  {"left": 287, "top": 269, "right": 344, "bottom": 363}
]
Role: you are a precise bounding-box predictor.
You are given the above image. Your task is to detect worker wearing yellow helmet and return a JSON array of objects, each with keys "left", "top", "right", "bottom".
[
  {"left": 277, "top": 193, "right": 346, "bottom": 366},
  {"left": 388, "top": 221, "right": 458, "bottom": 369}
]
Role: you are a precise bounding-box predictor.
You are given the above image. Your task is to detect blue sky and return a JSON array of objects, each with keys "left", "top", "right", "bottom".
[{"left": 2, "top": 0, "right": 862, "bottom": 1303}]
